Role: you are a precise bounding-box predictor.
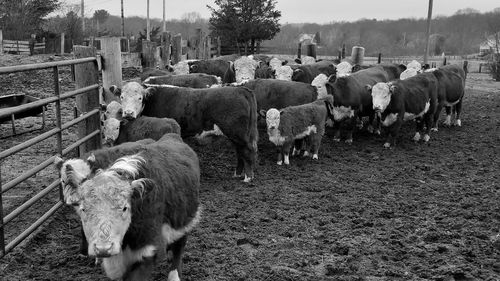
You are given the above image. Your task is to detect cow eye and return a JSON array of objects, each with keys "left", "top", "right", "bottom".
[
  {"left": 122, "top": 206, "right": 128, "bottom": 212},
  {"left": 138, "top": 97, "right": 142, "bottom": 101},
  {"left": 120, "top": 96, "right": 123, "bottom": 100}
]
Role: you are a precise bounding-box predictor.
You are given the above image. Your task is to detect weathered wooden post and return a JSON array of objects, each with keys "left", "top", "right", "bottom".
[
  {"left": 195, "top": 28, "right": 203, "bottom": 59},
  {"left": 171, "top": 34, "right": 183, "bottom": 65},
  {"left": 297, "top": 42, "right": 302, "bottom": 59},
  {"left": 306, "top": 44, "right": 316, "bottom": 59},
  {"left": 463, "top": 60, "right": 468, "bottom": 76},
  {"left": 217, "top": 36, "right": 221, "bottom": 57},
  {"left": 141, "top": 40, "right": 156, "bottom": 68},
  {"left": 100, "top": 37, "right": 123, "bottom": 103},
  {"left": 351, "top": 46, "right": 365, "bottom": 65},
  {"left": 0, "top": 30, "right": 3, "bottom": 54},
  {"left": 378, "top": 53, "right": 382, "bottom": 64},
  {"left": 341, "top": 43, "right": 346, "bottom": 59},
  {"left": 74, "top": 45, "right": 101, "bottom": 154},
  {"left": 160, "top": 31, "right": 171, "bottom": 67},
  {"left": 60, "top": 32, "right": 65, "bottom": 55}
]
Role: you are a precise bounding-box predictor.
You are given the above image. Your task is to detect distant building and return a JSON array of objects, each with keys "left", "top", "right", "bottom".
[{"left": 479, "top": 32, "right": 500, "bottom": 55}]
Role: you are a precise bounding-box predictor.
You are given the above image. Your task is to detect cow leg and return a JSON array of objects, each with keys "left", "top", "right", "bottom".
[
  {"left": 282, "top": 142, "right": 293, "bottom": 165},
  {"left": 366, "top": 114, "right": 375, "bottom": 134},
  {"left": 241, "top": 145, "right": 257, "bottom": 182},
  {"left": 454, "top": 99, "right": 463, "bottom": 127},
  {"left": 310, "top": 134, "right": 321, "bottom": 160},
  {"left": 301, "top": 137, "right": 311, "bottom": 157},
  {"left": 344, "top": 116, "right": 356, "bottom": 144},
  {"left": 443, "top": 106, "right": 452, "bottom": 127},
  {"left": 234, "top": 146, "right": 244, "bottom": 178},
  {"left": 384, "top": 121, "right": 402, "bottom": 148},
  {"left": 292, "top": 139, "right": 302, "bottom": 156},
  {"left": 167, "top": 235, "right": 187, "bottom": 281},
  {"left": 432, "top": 103, "right": 444, "bottom": 132},
  {"left": 332, "top": 121, "right": 341, "bottom": 142},
  {"left": 276, "top": 147, "right": 283, "bottom": 165},
  {"left": 124, "top": 260, "right": 155, "bottom": 281},
  {"left": 413, "top": 118, "right": 424, "bottom": 142},
  {"left": 80, "top": 225, "right": 88, "bottom": 256}
]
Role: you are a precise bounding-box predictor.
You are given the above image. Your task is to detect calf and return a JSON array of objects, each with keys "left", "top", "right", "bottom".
[
  {"left": 143, "top": 73, "right": 221, "bottom": 88},
  {"left": 113, "top": 82, "right": 258, "bottom": 182},
  {"left": 371, "top": 72, "right": 439, "bottom": 148},
  {"left": 291, "top": 60, "right": 337, "bottom": 83},
  {"left": 274, "top": 65, "right": 293, "bottom": 80},
  {"left": 261, "top": 96, "right": 334, "bottom": 165},
  {"left": 60, "top": 133, "right": 200, "bottom": 281},
  {"left": 103, "top": 116, "right": 181, "bottom": 145},
  {"left": 430, "top": 66, "right": 466, "bottom": 129},
  {"left": 233, "top": 56, "right": 259, "bottom": 83},
  {"left": 101, "top": 100, "right": 122, "bottom": 121}
]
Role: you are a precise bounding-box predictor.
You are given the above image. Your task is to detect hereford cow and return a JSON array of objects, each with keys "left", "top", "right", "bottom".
[
  {"left": 274, "top": 65, "right": 294, "bottom": 80},
  {"left": 260, "top": 96, "right": 334, "bottom": 165},
  {"left": 336, "top": 61, "right": 353, "bottom": 77},
  {"left": 370, "top": 72, "right": 439, "bottom": 148},
  {"left": 319, "top": 66, "right": 391, "bottom": 142},
  {"left": 429, "top": 65, "right": 466, "bottom": 129},
  {"left": 242, "top": 79, "right": 318, "bottom": 112},
  {"left": 60, "top": 133, "right": 200, "bottom": 281},
  {"left": 233, "top": 56, "right": 259, "bottom": 83},
  {"left": 292, "top": 60, "right": 337, "bottom": 84},
  {"left": 113, "top": 82, "right": 258, "bottom": 182},
  {"left": 100, "top": 100, "right": 122, "bottom": 121},
  {"left": 188, "top": 59, "right": 236, "bottom": 83},
  {"left": 103, "top": 116, "right": 181, "bottom": 145},
  {"left": 143, "top": 73, "right": 221, "bottom": 88}
]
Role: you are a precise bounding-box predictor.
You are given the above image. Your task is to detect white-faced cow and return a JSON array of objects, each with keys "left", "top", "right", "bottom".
[
  {"left": 100, "top": 100, "right": 123, "bottom": 122},
  {"left": 320, "top": 66, "right": 391, "bottom": 142},
  {"left": 143, "top": 73, "right": 221, "bottom": 88},
  {"left": 336, "top": 61, "right": 353, "bottom": 77},
  {"left": 274, "top": 65, "right": 294, "bottom": 80},
  {"left": 260, "top": 96, "right": 334, "bottom": 165},
  {"left": 233, "top": 56, "right": 259, "bottom": 83},
  {"left": 188, "top": 59, "right": 236, "bottom": 83},
  {"left": 370, "top": 72, "right": 439, "bottom": 148},
  {"left": 112, "top": 82, "right": 258, "bottom": 182},
  {"left": 60, "top": 133, "right": 200, "bottom": 281},
  {"left": 103, "top": 116, "right": 181, "bottom": 146},
  {"left": 292, "top": 60, "right": 337, "bottom": 84}
]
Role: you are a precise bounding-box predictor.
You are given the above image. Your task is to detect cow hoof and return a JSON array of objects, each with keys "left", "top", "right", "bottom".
[
  {"left": 383, "top": 142, "right": 391, "bottom": 149},
  {"left": 454, "top": 119, "right": 462, "bottom": 127},
  {"left": 233, "top": 171, "right": 243, "bottom": 178},
  {"left": 312, "top": 154, "right": 318, "bottom": 160},
  {"left": 430, "top": 127, "right": 438, "bottom": 132},
  {"left": 292, "top": 148, "right": 300, "bottom": 156},
  {"left": 375, "top": 129, "right": 381, "bottom": 135},
  {"left": 345, "top": 139, "right": 353, "bottom": 145},
  {"left": 243, "top": 175, "right": 253, "bottom": 183},
  {"left": 333, "top": 138, "right": 341, "bottom": 142},
  {"left": 423, "top": 134, "right": 430, "bottom": 142},
  {"left": 303, "top": 151, "right": 310, "bottom": 157},
  {"left": 367, "top": 125, "right": 374, "bottom": 134},
  {"left": 413, "top": 132, "right": 421, "bottom": 142},
  {"left": 168, "top": 270, "right": 181, "bottom": 281},
  {"left": 277, "top": 161, "right": 283, "bottom": 165}
]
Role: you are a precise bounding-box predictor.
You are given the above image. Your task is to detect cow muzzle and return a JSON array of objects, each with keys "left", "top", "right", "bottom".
[
  {"left": 93, "top": 241, "right": 115, "bottom": 257},
  {"left": 123, "top": 110, "right": 136, "bottom": 120}
]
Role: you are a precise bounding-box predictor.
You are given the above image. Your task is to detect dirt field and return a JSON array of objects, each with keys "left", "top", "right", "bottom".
[{"left": 1, "top": 55, "right": 500, "bottom": 280}]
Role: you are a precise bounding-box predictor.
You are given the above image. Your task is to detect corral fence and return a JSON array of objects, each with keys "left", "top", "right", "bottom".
[{"left": 0, "top": 47, "right": 104, "bottom": 258}]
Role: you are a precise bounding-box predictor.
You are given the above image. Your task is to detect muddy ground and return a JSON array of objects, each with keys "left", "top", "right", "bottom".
[{"left": 1, "top": 54, "right": 500, "bottom": 280}]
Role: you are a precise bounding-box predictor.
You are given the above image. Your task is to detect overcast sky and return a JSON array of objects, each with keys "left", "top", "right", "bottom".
[{"left": 65, "top": 0, "right": 500, "bottom": 24}]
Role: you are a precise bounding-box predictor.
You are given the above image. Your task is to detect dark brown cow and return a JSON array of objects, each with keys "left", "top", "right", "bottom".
[
  {"left": 291, "top": 60, "right": 337, "bottom": 84},
  {"left": 113, "top": 82, "right": 258, "bottom": 182},
  {"left": 102, "top": 116, "right": 181, "bottom": 145},
  {"left": 320, "top": 66, "right": 391, "bottom": 143},
  {"left": 143, "top": 73, "right": 221, "bottom": 88},
  {"left": 188, "top": 59, "right": 236, "bottom": 83},
  {"left": 371, "top": 72, "right": 439, "bottom": 148}
]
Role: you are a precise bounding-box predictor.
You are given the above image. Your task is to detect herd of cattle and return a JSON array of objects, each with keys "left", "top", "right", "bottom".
[{"left": 53, "top": 53, "right": 466, "bottom": 280}]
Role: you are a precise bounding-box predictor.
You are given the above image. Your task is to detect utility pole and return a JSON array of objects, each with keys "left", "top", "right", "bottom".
[
  {"left": 121, "top": 0, "right": 125, "bottom": 37},
  {"left": 81, "top": 0, "right": 85, "bottom": 34},
  {"left": 423, "top": 0, "right": 433, "bottom": 64},
  {"left": 162, "top": 0, "right": 166, "bottom": 32},
  {"left": 146, "top": 0, "right": 150, "bottom": 41}
]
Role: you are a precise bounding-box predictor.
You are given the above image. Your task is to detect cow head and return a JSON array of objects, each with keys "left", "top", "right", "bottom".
[
  {"left": 275, "top": 65, "right": 293, "bottom": 80},
  {"left": 102, "top": 117, "right": 122, "bottom": 145},
  {"left": 336, "top": 61, "right": 352, "bottom": 77},
  {"left": 111, "top": 82, "right": 154, "bottom": 120},
  {"left": 54, "top": 156, "right": 91, "bottom": 206},
  {"left": 291, "top": 68, "right": 305, "bottom": 82},
  {"left": 269, "top": 58, "right": 283, "bottom": 71},
  {"left": 371, "top": 82, "right": 394, "bottom": 113},
  {"left": 101, "top": 101, "right": 123, "bottom": 121},
  {"left": 311, "top": 74, "right": 330, "bottom": 99},
  {"left": 76, "top": 155, "right": 148, "bottom": 258},
  {"left": 406, "top": 60, "right": 422, "bottom": 72},
  {"left": 400, "top": 68, "right": 418, "bottom": 80},
  {"left": 234, "top": 56, "right": 258, "bottom": 83},
  {"left": 261, "top": 108, "right": 282, "bottom": 131}
]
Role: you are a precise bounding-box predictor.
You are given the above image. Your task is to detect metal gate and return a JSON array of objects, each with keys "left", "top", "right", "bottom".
[{"left": 0, "top": 57, "right": 101, "bottom": 258}]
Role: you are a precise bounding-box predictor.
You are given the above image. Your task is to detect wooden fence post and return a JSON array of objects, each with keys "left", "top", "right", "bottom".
[
  {"left": 100, "top": 37, "right": 123, "bottom": 104},
  {"left": 297, "top": 42, "right": 302, "bottom": 59},
  {"left": 141, "top": 40, "right": 156, "bottom": 68},
  {"left": 60, "top": 33, "right": 65, "bottom": 55},
  {"left": 160, "top": 31, "right": 171, "bottom": 67},
  {"left": 378, "top": 53, "right": 382, "bottom": 64},
  {"left": 306, "top": 44, "right": 316, "bottom": 59},
  {"left": 0, "top": 30, "right": 3, "bottom": 54},
  {"left": 171, "top": 34, "right": 182, "bottom": 65},
  {"left": 217, "top": 36, "right": 221, "bottom": 57},
  {"left": 341, "top": 43, "right": 346, "bottom": 59},
  {"left": 74, "top": 45, "right": 101, "bottom": 154},
  {"left": 195, "top": 28, "right": 203, "bottom": 59}
]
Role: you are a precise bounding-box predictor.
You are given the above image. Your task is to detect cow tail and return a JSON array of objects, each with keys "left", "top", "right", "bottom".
[{"left": 240, "top": 86, "right": 258, "bottom": 152}]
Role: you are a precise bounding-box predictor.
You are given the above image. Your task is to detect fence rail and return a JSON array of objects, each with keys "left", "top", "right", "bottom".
[{"left": 0, "top": 56, "right": 101, "bottom": 258}]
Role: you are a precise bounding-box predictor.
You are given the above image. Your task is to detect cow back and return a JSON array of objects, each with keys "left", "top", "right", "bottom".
[{"left": 388, "top": 72, "right": 439, "bottom": 115}]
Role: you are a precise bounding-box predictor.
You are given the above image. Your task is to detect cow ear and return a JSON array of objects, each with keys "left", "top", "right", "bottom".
[
  {"left": 258, "top": 109, "right": 267, "bottom": 117},
  {"left": 54, "top": 155, "right": 64, "bottom": 170},
  {"left": 86, "top": 153, "right": 96, "bottom": 166},
  {"left": 389, "top": 85, "right": 396, "bottom": 93},
  {"left": 110, "top": 85, "right": 121, "bottom": 96},
  {"left": 281, "top": 60, "right": 288, "bottom": 66},
  {"left": 365, "top": 84, "right": 372, "bottom": 92},
  {"left": 100, "top": 103, "right": 107, "bottom": 111},
  {"left": 294, "top": 58, "right": 302, "bottom": 64},
  {"left": 119, "top": 119, "right": 129, "bottom": 126},
  {"left": 144, "top": 87, "right": 156, "bottom": 98},
  {"left": 327, "top": 74, "right": 336, "bottom": 83},
  {"left": 131, "top": 179, "right": 155, "bottom": 198},
  {"left": 279, "top": 109, "right": 284, "bottom": 115}
]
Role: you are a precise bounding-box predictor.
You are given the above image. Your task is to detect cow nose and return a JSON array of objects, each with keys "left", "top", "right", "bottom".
[
  {"left": 373, "top": 107, "right": 381, "bottom": 112},
  {"left": 94, "top": 242, "right": 114, "bottom": 257},
  {"left": 123, "top": 110, "right": 134, "bottom": 119}
]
